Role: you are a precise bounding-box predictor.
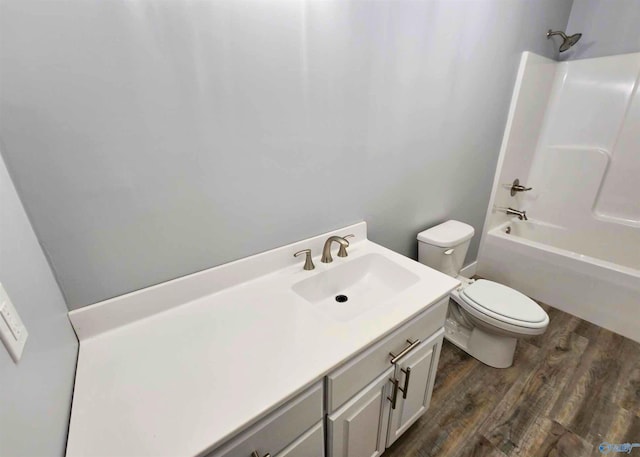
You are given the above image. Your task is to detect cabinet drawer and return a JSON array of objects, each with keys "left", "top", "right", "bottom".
[
  {"left": 326, "top": 298, "right": 447, "bottom": 412},
  {"left": 277, "top": 421, "right": 324, "bottom": 457},
  {"left": 208, "top": 382, "right": 323, "bottom": 457}
]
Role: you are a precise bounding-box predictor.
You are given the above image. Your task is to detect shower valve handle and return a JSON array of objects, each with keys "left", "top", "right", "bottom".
[{"left": 510, "top": 179, "right": 532, "bottom": 196}]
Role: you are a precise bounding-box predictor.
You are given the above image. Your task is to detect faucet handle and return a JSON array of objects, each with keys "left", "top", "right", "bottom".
[
  {"left": 510, "top": 178, "right": 533, "bottom": 196},
  {"left": 294, "top": 249, "right": 315, "bottom": 270},
  {"left": 337, "top": 234, "right": 355, "bottom": 257}
]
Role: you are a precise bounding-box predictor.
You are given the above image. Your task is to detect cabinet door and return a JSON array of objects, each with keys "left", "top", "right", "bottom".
[
  {"left": 386, "top": 331, "right": 443, "bottom": 447},
  {"left": 328, "top": 366, "right": 395, "bottom": 457},
  {"left": 276, "top": 421, "right": 324, "bottom": 457}
]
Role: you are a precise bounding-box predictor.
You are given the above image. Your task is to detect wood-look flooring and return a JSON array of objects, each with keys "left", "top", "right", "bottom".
[{"left": 384, "top": 304, "right": 640, "bottom": 457}]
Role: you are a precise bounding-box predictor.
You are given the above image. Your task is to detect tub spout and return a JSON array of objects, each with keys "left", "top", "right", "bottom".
[
  {"left": 496, "top": 206, "right": 528, "bottom": 221},
  {"left": 507, "top": 207, "right": 528, "bottom": 221}
]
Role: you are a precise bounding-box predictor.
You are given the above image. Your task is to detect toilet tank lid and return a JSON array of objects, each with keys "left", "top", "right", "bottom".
[{"left": 417, "top": 220, "right": 475, "bottom": 247}]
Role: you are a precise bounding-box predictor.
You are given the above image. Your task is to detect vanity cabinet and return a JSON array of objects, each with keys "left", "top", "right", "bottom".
[
  {"left": 326, "top": 298, "right": 447, "bottom": 456},
  {"left": 211, "top": 299, "right": 448, "bottom": 457},
  {"left": 207, "top": 382, "right": 324, "bottom": 457}
]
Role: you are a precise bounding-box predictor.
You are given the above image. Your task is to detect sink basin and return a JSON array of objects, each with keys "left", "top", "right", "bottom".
[{"left": 291, "top": 253, "right": 420, "bottom": 321}]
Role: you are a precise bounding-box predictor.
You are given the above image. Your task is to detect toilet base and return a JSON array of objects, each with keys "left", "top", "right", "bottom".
[
  {"left": 444, "top": 317, "right": 518, "bottom": 369},
  {"left": 468, "top": 327, "right": 517, "bottom": 368}
]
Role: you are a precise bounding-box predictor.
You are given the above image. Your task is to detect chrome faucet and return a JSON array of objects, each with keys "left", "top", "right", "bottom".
[
  {"left": 321, "top": 235, "right": 354, "bottom": 263},
  {"left": 501, "top": 207, "right": 528, "bottom": 221}
]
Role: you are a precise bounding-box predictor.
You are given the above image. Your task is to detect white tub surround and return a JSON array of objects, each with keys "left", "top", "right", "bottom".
[
  {"left": 66, "top": 222, "right": 459, "bottom": 457},
  {"left": 478, "top": 51, "right": 640, "bottom": 343}
]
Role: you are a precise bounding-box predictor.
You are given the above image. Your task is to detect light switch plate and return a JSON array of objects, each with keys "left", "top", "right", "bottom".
[{"left": 0, "top": 283, "right": 28, "bottom": 363}]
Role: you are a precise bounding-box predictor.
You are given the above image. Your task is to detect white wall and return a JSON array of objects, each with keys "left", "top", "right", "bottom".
[
  {"left": 0, "top": 0, "right": 573, "bottom": 309},
  {"left": 0, "top": 148, "right": 78, "bottom": 456},
  {"left": 562, "top": 0, "right": 640, "bottom": 60}
]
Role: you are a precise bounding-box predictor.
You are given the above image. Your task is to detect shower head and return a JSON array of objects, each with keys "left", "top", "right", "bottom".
[{"left": 547, "top": 29, "right": 582, "bottom": 52}]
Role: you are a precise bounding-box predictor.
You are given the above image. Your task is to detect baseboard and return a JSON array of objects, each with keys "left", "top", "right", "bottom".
[{"left": 460, "top": 261, "right": 477, "bottom": 278}]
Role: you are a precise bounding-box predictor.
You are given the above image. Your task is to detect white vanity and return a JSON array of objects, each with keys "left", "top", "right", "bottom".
[{"left": 66, "top": 222, "right": 458, "bottom": 457}]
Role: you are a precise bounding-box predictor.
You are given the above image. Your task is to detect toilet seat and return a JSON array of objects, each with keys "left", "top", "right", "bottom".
[{"left": 458, "top": 280, "right": 548, "bottom": 330}]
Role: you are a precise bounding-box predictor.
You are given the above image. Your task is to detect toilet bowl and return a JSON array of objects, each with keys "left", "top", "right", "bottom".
[{"left": 417, "top": 220, "right": 549, "bottom": 368}]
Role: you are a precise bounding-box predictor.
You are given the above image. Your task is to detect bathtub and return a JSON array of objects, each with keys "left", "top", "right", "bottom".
[{"left": 477, "top": 219, "right": 640, "bottom": 343}]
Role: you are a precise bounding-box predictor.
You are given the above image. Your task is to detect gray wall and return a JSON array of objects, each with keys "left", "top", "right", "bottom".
[
  {"left": 0, "top": 148, "right": 78, "bottom": 456},
  {"left": 563, "top": 0, "right": 640, "bottom": 60},
  {"left": 0, "top": 0, "right": 573, "bottom": 309}
]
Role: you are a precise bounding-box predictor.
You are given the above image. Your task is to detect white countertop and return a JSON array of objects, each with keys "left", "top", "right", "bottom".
[{"left": 66, "top": 223, "right": 459, "bottom": 457}]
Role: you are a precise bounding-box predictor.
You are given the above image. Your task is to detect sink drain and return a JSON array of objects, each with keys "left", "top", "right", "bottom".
[{"left": 335, "top": 295, "right": 348, "bottom": 303}]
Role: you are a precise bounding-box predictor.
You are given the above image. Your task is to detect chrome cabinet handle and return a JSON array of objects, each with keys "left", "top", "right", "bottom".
[
  {"left": 337, "top": 234, "right": 355, "bottom": 258},
  {"left": 293, "top": 249, "right": 315, "bottom": 271},
  {"left": 389, "top": 339, "right": 421, "bottom": 365},
  {"left": 387, "top": 377, "right": 399, "bottom": 410},
  {"left": 399, "top": 367, "right": 411, "bottom": 399},
  {"left": 251, "top": 452, "right": 271, "bottom": 457}
]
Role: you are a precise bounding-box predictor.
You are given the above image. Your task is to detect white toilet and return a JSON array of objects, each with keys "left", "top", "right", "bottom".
[{"left": 417, "top": 220, "right": 549, "bottom": 368}]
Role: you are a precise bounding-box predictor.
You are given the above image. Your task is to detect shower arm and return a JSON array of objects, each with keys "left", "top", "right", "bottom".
[{"left": 546, "top": 30, "right": 568, "bottom": 40}]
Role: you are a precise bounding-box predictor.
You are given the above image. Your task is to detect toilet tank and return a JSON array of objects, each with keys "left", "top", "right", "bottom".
[{"left": 417, "top": 220, "right": 475, "bottom": 277}]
